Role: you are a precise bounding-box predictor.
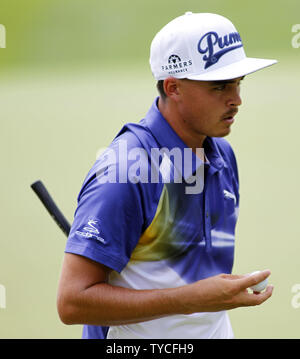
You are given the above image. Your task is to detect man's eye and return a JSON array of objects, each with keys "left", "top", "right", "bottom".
[{"left": 214, "top": 84, "right": 226, "bottom": 91}]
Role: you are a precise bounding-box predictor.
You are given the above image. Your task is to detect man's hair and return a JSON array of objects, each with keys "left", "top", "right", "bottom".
[{"left": 156, "top": 80, "right": 167, "bottom": 101}]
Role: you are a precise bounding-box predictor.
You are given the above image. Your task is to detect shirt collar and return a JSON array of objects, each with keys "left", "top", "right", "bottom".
[
  {"left": 203, "top": 137, "right": 227, "bottom": 171},
  {"left": 144, "top": 98, "right": 226, "bottom": 177}
]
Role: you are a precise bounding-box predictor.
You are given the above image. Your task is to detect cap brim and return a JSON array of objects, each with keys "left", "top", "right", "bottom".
[{"left": 186, "top": 57, "right": 277, "bottom": 81}]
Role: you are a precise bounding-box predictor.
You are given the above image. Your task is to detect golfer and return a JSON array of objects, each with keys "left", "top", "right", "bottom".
[{"left": 57, "top": 12, "right": 277, "bottom": 339}]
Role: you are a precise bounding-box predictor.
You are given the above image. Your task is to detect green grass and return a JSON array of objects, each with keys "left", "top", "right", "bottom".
[
  {"left": 1, "top": 57, "right": 300, "bottom": 338},
  {"left": 0, "top": 0, "right": 299, "bottom": 68}
]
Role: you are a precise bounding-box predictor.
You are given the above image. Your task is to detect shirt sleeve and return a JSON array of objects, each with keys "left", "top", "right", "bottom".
[{"left": 65, "top": 162, "right": 144, "bottom": 273}]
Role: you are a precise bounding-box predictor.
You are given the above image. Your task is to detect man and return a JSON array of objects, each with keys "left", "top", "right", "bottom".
[{"left": 57, "top": 12, "right": 277, "bottom": 339}]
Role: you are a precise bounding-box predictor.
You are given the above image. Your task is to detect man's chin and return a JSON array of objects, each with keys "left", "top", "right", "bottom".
[{"left": 213, "top": 127, "right": 231, "bottom": 138}]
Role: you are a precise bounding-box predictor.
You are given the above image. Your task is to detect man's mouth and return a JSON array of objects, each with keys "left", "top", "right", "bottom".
[
  {"left": 222, "top": 110, "right": 238, "bottom": 123},
  {"left": 223, "top": 117, "right": 235, "bottom": 124}
]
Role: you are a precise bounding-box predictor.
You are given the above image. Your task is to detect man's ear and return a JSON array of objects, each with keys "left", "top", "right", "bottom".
[{"left": 163, "top": 77, "right": 181, "bottom": 101}]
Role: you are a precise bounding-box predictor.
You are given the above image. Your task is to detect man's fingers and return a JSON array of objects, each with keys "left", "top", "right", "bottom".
[
  {"left": 250, "top": 285, "right": 274, "bottom": 304},
  {"left": 221, "top": 273, "right": 244, "bottom": 280}
]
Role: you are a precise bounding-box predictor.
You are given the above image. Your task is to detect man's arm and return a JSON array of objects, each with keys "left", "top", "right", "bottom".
[{"left": 57, "top": 253, "right": 273, "bottom": 326}]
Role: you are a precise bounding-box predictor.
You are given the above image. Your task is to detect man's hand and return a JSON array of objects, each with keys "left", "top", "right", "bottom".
[{"left": 176, "top": 270, "right": 273, "bottom": 314}]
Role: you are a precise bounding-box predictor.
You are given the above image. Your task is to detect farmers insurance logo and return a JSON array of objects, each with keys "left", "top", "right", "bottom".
[
  {"left": 161, "top": 54, "right": 193, "bottom": 76},
  {"left": 198, "top": 31, "right": 243, "bottom": 69}
]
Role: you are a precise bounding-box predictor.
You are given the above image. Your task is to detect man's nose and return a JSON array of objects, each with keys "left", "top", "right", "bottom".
[{"left": 227, "top": 89, "right": 242, "bottom": 107}]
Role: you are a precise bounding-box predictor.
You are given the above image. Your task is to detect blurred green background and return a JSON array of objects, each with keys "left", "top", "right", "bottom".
[{"left": 1, "top": 0, "right": 300, "bottom": 338}]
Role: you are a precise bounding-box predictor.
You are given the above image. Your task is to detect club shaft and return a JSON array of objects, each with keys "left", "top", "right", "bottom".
[{"left": 31, "top": 180, "right": 70, "bottom": 237}]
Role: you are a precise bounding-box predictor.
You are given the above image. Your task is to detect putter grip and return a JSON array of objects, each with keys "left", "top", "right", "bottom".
[{"left": 31, "top": 180, "right": 71, "bottom": 237}]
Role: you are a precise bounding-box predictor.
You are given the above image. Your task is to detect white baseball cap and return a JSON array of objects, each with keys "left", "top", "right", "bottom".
[{"left": 150, "top": 12, "right": 277, "bottom": 81}]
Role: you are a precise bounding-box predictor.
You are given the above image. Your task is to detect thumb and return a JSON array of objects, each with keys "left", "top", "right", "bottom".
[{"left": 235, "top": 269, "right": 271, "bottom": 291}]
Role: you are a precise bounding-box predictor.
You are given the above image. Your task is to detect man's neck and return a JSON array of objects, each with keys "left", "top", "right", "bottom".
[{"left": 157, "top": 97, "right": 206, "bottom": 158}]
